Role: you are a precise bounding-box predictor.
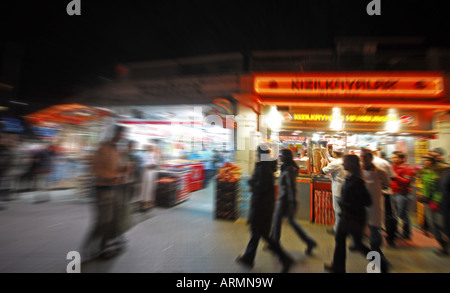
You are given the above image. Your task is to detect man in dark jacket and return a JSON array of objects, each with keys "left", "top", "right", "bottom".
[
  {"left": 236, "top": 144, "right": 294, "bottom": 273},
  {"left": 325, "top": 155, "right": 377, "bottom": 273}
]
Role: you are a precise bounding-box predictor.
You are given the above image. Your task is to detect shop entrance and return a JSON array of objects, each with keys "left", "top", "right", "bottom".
[{"left": 115, "top": 104, "right": 235, "bottom": 217}]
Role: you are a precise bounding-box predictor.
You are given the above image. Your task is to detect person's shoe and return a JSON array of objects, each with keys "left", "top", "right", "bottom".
[
  {"left": 263, "top": 243, "right": 275, "bottom": 253},
  {"left": 324, "top": 263, "right": 336, "bottom": 273},
  {"left": 235, "top": 255, "right": 254, "bottom": 269},
  {"left": 81, "top": 251, "right": 102, "bottom": 263},
  {"left": 140, "top": 202, "right": 153, "bottom": 212},
  {"left": 281, "top": 258, "right": 293, "bottom": 273},
  {"left": 305, "top": 241, "right": 317, "bottom": 256},
  {"left": 396, "top": 231, "right": 411, "bottom": 240},
  {"left": 433, "top": 248, "right": 449, "bottom": 256},
  {"left": 324, "top": 263, "right": 345, "bottom": 273},
  {"left": 110, "top": 240, "right": 127, "bottom": 252},
  {"left": 98, "top": 247, "right": 119, "bottom": 260},
  {"left": 348, "top": 244, "right": 358, "bottom": 251},
  {"left": 386, "top": 238, "right": 397, "bottom": 248},
  {"left": 381, "top": 259, "right": 391, "bottom": 273},
  {"left": 397, "top": 233, "right": 411, "bottom": 240},
  {"left": 326, "top": 229, "right": 335, "bottom": 235},
  {"left": 113, "top": 236, "right": 128, "bottom": 246}
]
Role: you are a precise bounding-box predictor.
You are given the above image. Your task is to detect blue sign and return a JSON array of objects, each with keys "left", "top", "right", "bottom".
[
  {"left": 32, "top": 126, "right": 59, "bottom": 137},
  {"left": 1, "top": 117, "right": 24, "bottom": 133}
]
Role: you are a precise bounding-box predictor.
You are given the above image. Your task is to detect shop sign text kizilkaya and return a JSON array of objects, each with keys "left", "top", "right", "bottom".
[{"left": 254, "top": 73, "right": 444, "bottom": 98}]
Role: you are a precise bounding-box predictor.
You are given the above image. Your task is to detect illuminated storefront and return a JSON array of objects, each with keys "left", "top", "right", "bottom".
[{"left": 232, "top": 71, "right": 450, "bottom": 223}]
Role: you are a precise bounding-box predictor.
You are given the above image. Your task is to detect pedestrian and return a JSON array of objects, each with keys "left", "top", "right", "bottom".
[
  {"left": 81, "top": 125, "right": 128, "bottom": 261},
  {"left": 321, "top": 147, "right": 346, "bottom": 235},
  {"left": 391, "top": 151, "right": 415, "bottom": 241},
  {"left": 126, "top": 140, "right": 143, "bottom": 206},
  {"left": 236, "top": 144, "right": 294, "bottom": 273},
  {"left": 324, "top": 155, "right": 373, "bottom": 273},
  {"left": 212, "top": 149, "right": 223, "bottom": 169},
  {"left": 370, "top": 148, "right": 397, "bottom": 247},
  {"left": 360, "top": 151, "right": 391, "bottom": 270},
  {"left": 417, "top": 152, "right": 449, "bottom": 255},
  {"left": 32, "top": 142, "right": 53, "bottom": 203},
  {"left": 431, "top": 147, "right": 449, "bottom": 168},
  {"left": 0, "top": 131, "right": 22, "bottom": 205},
  {"left": 200, "top": 146, "right": 215, "bottom": 187},
  {"left": 0, "top": 131, "right": 14, "bottom": 209},
  {"left": 137, "top": 143, "right": 160, "bottom": 211},
  {"left": 111, "top": 140, "right": 138, "bottom": 246},
  {"left": 269, "top": 148, "right": 317, "bottom": 255}
]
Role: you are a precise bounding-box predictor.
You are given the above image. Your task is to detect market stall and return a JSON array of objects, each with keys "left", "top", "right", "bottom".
[
  {"left": 25, "top": 103, "right": 112, "bottom": 193},
  {"left": 116, "top": 104, "right": 235, "bottom": 207},
  {"left": 276, "top": 125, "right": 438, "bottom": 224},
  {"left": 252, "top": 72, "right": 448, "bottom": 225}
]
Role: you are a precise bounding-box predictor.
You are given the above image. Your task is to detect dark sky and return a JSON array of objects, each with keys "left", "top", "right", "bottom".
[{"left": 1, "top": 0, "right": 449, "bottom": 111}]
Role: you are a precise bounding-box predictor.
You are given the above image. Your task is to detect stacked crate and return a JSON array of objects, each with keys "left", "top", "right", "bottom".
[{"left": 215, "top": 180, "right": 240, "bottom": 221}]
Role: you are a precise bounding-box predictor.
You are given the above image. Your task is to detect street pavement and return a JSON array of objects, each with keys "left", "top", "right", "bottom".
[{"left": 0, "top": 183, "right": 449, "bottom": 274}]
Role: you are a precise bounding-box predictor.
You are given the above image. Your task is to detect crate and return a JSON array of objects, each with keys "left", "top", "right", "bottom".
[{"left": 215, "top": 179, "right": 240, "bottom": 221}]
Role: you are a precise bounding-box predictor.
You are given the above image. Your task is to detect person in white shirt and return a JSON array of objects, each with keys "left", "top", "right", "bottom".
[
  {"left": 361, "top": 151, "right": 391, "bottom": 273},
  {"left": 138, "top": 144, "right": 160, "bottom": 211},
  {"left": 367, "top": 148, "right": 397, "bottom": 247},
  {"left": 321, "top": 147, "right": 347, "bottom": 234}
]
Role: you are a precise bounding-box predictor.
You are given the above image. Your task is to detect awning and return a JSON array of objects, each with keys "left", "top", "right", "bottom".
[{"left": 25, "top": 103, "right": 111, "bottom": 126}]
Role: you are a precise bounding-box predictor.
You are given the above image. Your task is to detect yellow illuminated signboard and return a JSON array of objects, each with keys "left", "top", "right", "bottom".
[{"left": 292, "top": 113, "right": 397, "bottom": 123}]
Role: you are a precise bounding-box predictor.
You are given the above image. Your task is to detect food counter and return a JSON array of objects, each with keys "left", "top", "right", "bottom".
[
  {"left": 273, "top": 172, "right": 333, "bottom": 225},
  {"left": 160, "top": 159, "right": 205, "bottom": 193},
  {"left": 155, "top": 170, "right": 190, "bottom": 207},
  {"left": 154, "top": 160, "right": 205, "bottom": 207}
]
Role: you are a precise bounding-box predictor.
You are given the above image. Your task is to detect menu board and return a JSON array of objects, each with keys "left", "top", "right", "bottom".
[{"left": 414, "top": 139, "right": 428, "bottom": 165}]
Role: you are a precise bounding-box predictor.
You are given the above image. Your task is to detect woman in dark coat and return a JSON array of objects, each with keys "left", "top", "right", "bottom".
[
  {"left": 236, "top": 144, "right": 293, "bottom": 273},
  {"left": 324, "top": 155, "right": 374, "bottom": 273},
  {"left": 269, "top": 148, "right": 317, "bottom": 255}
]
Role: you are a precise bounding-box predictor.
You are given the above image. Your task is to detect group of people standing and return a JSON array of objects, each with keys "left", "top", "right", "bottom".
[
  {"left": 0, "top": 131, "right": 62, "bottom": 205},
  {"left": 237, "top": 142, "right": 450, "bottom": 273},
  {"left": 416, "top": 148, "right": 450, "bottom": 256},
  {"left": 323, "top": 146, "right": 450, "bottom": 273}
]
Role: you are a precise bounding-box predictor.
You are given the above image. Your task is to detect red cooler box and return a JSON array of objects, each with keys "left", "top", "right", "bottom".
[{"left": 188, "top": 163, "right": 205, "bottom": 192}]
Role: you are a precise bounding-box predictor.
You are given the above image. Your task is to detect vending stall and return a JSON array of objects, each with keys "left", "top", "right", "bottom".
[
  {"left": 251, "top": 71, "right": 449, "bottom": 225},
  {"left": 25, "top": 104, "right": 112, "bottom": 192},
  {"left": 116, "top": 104, "right": 235, "bottom": 207}
]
